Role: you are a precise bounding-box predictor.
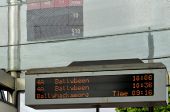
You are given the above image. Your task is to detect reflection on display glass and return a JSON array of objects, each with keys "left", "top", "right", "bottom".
[{"left": 27, "top": 0, "right": 83, "bottom": 41}]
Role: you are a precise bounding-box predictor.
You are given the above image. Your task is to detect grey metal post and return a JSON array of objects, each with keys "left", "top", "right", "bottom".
[
  {"left": 148, "top": 27, "right": 154, "bottom": 112},
  {"left": 7, "top": 0, "right": 21, "bottom": 105}
]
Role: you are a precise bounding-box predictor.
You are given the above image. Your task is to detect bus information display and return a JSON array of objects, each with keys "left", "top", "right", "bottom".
[{"left": 35, "top": 73, "right": 154, "bottom": 99}]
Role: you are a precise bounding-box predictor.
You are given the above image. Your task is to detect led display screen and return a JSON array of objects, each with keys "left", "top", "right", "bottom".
[{"left": 35, "top": 73, "right": 154, "bottom": 99}]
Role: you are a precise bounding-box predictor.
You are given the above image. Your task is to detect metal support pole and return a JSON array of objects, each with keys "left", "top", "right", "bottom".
[
  {"left": 148, "top": 27, "right": 154, "bottom": 112},
  {"left": 7, "top": 0, "right": 21, "bottom": 106},
  {"left": 8, "top": 0, "right": 21, "bottom": 71},
  {"left": 96, "top": 105, "right": 100, "bottom": 112},
  {"left": 148, "top": 27, "right": 154, "bottom": 63},
  {"left": 149, "top": 107, "right": 154, "bottom": 112}
]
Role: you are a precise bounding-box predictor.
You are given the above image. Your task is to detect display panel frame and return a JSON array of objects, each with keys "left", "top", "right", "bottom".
[{"left": 26, "top": 65, "right": 168, "bottom": 109}]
